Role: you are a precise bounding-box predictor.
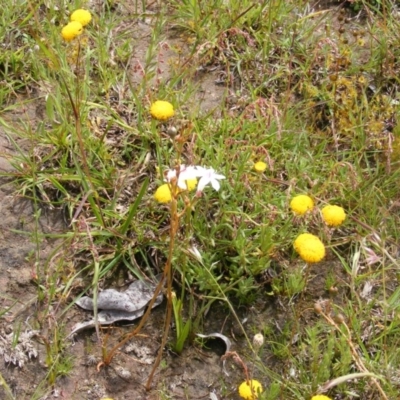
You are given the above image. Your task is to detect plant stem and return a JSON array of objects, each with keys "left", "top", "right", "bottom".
[
  {"left": 146, "top": 189, "right": 179, "bottom": 390},
  {"left": 103, "top": 183, "right": 180, "bottom": 371}
]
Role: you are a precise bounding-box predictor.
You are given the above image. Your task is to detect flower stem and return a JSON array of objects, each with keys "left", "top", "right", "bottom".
[{"left": 146, "top": 190, "right": 179, "bottom": 389}]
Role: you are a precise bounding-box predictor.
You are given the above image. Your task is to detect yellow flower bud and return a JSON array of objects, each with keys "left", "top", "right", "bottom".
[
  {"left": 294, "top": 233, "right": 325, "bottom": 263},
  {"left": 254, "top": 161, "right": 267, "bottom": 172},
  {"left": 70, "top": 9, "right": 92, "bottom": 26},
  {"left": 150, "top": 100, "right": 175, "bottom": 121},
  {"left": 238, "top": 379, "right": 263, "bottom": 400},
  {"left": 311, "top": 396, "right": 333, "bottom": 400},
  {"left": 61, "top": 21, "right": 83, "bottom": 41},
  {"left": 321, "top": 205, "right": 346, "bottom": 227},
  {"left": 290, "top": 195, "right": 314, "bottom": 215},
  {"left": 154, "top": 184, "right": 172, "bottom": 203}
]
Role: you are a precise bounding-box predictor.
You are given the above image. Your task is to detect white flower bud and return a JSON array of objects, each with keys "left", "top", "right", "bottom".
[{"left": 253, "top": 333, "right": 264, "bottom": 350}]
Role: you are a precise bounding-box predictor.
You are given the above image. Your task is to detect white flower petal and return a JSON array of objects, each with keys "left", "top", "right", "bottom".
[
  {"left": 179, "top": 167, "right": 199, "bottom": 181},
  {"left": 194, "top": 166, "right": 212, "bottom": 177},
  {"left": 197, "top": 176, "right": 209, "bottom": 192},
  {"left": 166, "top": 169, "right": 177, "bottom": 181},
  {"left": 211, "top": 179, "right": 220, "bottom": 191},
  {"left": 177, "top": 180, "right": 188, "bottom": 189}
]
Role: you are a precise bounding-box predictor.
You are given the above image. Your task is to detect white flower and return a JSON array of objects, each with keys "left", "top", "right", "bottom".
[
  {"left": 165, "top": 165, "right": 200, "bottom": 190},
  {"left": 195, "top": 166, "right": 225, "bottom": 192},
  {"left": 188, "top": 246, "right": 203, "bottom": 262},
  {"left": 164, "top": 165, "right": 225, "bottom": 192}
]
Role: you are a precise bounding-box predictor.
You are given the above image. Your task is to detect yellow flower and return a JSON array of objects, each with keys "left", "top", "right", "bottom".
[
  {"left": 311, "top": 396, "right": 332, "bottom": 400},
  {"left": 61, "top": 21, "right": 83, "bottom": 41},
  {"left": 185, "top": 178, "right": 197, "bottom": 192},
  {"left": 290, "top": 195, "right": 314, "bottom": 215},
  {"left": 294, "top": 233, "right": 325, "bottom": 263},
  {"left": 238, "top": 380, "right": 263, "bottom": 400},
  {"left": 154, "top": 184, "right": 172, "bottom": 203},
  {"left": 254, "top": 161, "right": 267, "bottom": 172},
  {"left": 70, "top": 9, "right": 92, "bottom": 26},
  {"left": 150, "top": 100, "right": 175, "bottom": 121},
  {"left": 321, "top": 205, "right": 346, "bottom": 227}
]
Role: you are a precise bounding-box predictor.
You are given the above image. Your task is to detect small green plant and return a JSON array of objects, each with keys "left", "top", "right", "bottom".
[
  {"left": 171, "top": 293, "right": 192, "bottom": 354},
  {"left": 42, "top": 326, "right": 73, "bottom": 385}
]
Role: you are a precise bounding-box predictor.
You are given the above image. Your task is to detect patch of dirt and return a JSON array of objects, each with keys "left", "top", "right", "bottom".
[
  {"left": 120, "top": 1, "right": 229, "bottom": 115},
  {"left": 129, "top": 26, "right": 227, "bottom": 115}
]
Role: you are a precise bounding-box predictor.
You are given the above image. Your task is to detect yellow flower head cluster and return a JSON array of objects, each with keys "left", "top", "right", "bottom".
[
  {"left": 321, "top": 205, "right": 346, "bottom": 227},
  {"left": 294, "top": 233, "right": 325, "bottom": 263},
  {"left": 61, "top": 9, "right": 92, "bottom": 42},
  {"left": 311, "top": 396, "right": 332, "bottom": 400},
  {"left": 153, "top": 179, "right": 197, "bottom": 203},
  {"left": 150, "top": 100, "right": 175, "bottom": 121},
  {"left": 154, "top": 184, "right": 172, "bottom": 204},
  {"left": 290, "top": 194, "right": 314, "bottom": 215},
  {"left": 185, "top": 178, "right": 197, "bottom": 191},
  {"left": 61, "top": 21, "right": 83, "bottom": 42},
  {"left": 70, "top": 9, "right": 92, "bottom": 26},
  {"left": 254, "top": 161, "right": 267, "bottom": 173},
  {"left": 238, "top": 380, "right": 263, "bottom": 400}
]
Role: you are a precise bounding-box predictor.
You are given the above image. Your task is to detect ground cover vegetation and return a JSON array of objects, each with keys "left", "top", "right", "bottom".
[{"left": 1, "top": 0, "right": 400, "bottom": 398}]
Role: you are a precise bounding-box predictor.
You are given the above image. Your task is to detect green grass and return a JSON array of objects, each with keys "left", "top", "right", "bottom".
[{"left": 1, "top": 0, "right": 400, "bottom": 398}]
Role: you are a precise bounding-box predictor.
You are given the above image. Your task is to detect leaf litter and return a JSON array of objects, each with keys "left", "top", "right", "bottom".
[
  {"left": 196, "top": 332, "right": 232, "bottom": 376},
  {"left": 70, "top": 277, "right": 163, "bottom": 336}
]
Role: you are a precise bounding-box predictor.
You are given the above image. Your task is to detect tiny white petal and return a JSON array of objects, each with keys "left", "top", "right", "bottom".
[
  {"left": 211, "top": 179, "right": 220, "bottom": 191},
  {"left": 193, "top": 166, "right": 207, "bottom": 176},
  {"left": 182, "top": 165, "right": 199, "bottom": 177},
  {"left": 192, "top": 167, "right": 225, "bottom": 192},
  {"left": 197, "top": 176, "right": 209, "bottom": 192},
  {"left": 177, "top": 181, "right": 188, "bottom": 189},
  {"left": 166, "top": 169, "right": 177, "bottom": 181}
]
